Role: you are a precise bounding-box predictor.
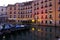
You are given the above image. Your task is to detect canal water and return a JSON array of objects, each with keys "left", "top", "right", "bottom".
[{"left": 0, "top": 26, "right": 60, "bottom": 40}]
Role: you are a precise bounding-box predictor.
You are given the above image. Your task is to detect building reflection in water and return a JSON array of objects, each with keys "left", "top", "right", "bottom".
[{"left": 0, "top": 26, "right": 60, "bottom": 40}]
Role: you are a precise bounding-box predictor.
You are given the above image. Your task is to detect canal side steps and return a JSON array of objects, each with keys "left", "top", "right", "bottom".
[{"left": 0, "top": 24, "right": 32, "bottom": 35}]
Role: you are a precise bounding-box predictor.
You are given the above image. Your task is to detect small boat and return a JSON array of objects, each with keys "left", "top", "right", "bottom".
[
  {"left": 3, "top": 24, "right": 11, "bottom": 33},
  {"left": 0, "top": 25, "right": 3, "bottom": 35},
  {"left": 15, "top": 24, "right": 25, "bottom": 31}
]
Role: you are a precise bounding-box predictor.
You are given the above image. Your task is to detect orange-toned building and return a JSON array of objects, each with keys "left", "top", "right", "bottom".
[
  {"left": 6, "top": 0, "right": 60, "bottom": 26},
  {"left": 7, "top": 1, "right": 34, "bottom": 23},
  {"left": 33, "top": 0, "right": 60, "bottom": 26}
]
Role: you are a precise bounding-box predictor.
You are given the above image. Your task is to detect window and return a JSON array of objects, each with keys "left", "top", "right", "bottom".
[
  {"left": 58, "top": 7, "right": 60, "bottom": 11},
  {"left": 59, "top": 20, "right": 60, "bottom": 24},
  {"left": 10, "top": 15, "right": 12, "bottom": 18},
  {"left": 45, "top": 15, "right": 48, "bottom": 19},
  {"left": 59, "top": 14, "right": 60, "bottom": 18},
  {"left": 45, "top": 4, "right": 48, "bottom": 7},
  {"left": 21, "top": 15, "right": 22, "bottom": 18},
  {"left": 1, "top": 9, "right": 3, "bottom": 11},
  {"left": 30, "top": 14, "right": 32, "bottom": 18},
  {"left": 34, "top": 7, "right": 36, "bottom": 10},
  {"left": 58, "top": 1, "right": 60, "bottom": 4},
  {"left": 37, "top": 7, "right": 39, "bottom": 10},
  {"left": 49, "top": 0, "right": 52, "bottom": 1},
  {"left": 18, "top": 8, "right": 20, "bottom": 10},
  {"left": 49, "top": 15, "right": 52, "bottom": 18},
  {"left": 27, "top": 15, "right": 29, "bottom": 18},
  {"left": 37, "top": 3, "right": 39, "bottom": 5},
  {"left": 41, "top": 16, "right": 43, "bottom": 19},
  {"left": 41, "top": 21, "right": 43, "bottom": 23},
  {"left": 18, "top": 20, "right": 20, "bottom": 22},
  {"left": 45, "top": 0, "right": 47, "bottom": 2},
  {"left": 41, "top": 10, "right": 43, "bottom": 14},
  {"left": 49, "top": 11, "right": 52, "bottom": 13},
  {"left": 14, "top": 7, "right": 16, "bottom": 10},
  {"left": 49, "top": 2, "right": 52, "bottom": 7},
  {"left": 18, "top": 4, "right": 20, "bottom": 7},
  {"left": 34, "top": 12, "right": 36, "bottom": 15},
  {"left": 18, "top": 12, "right": 20, "bottom": 14},
  {"left": 49, "top": 8, "right": 52, "bottom": 13},
  {"left": 45, "top": 9, "right": 48, "bottom": 13},
  {"left": 45, "top": 20, "right": 47, "bottom": 24},
  {"left": 45, "top": 28, "right": 48, "bottom": 31},
  {"left": 34, "top": 4, "right": 36, "bottom": 6},
  {"left": 5, "top": 12, "right": 7, "bottom": 15},
  {"left": 14, "top": 15, "right": 16, "bottom": 18},
  {"left": 14, "top": 11, "right": 16, "bottom": 14},
  {"left": 10, "top": 7, "right": 12, "bottom": 10},
  {"left": 37, "top": 12, "right": 39, "bottom": 15},
  {"left": 59, "top": 0, "right": 60, "bottom": 1},
  {"left": 41, "top": 1, "right": 43, "bottom": 4},
  {"left": 28, "top": 10, "right": 32, "bottom": 13},
  {"left": 18, "top": 15, "right": 20, "bottom": 18},
  {"left": 45, "top": 27, "right": 52, "bottom": 32},
  {"left": 41, "top": 5, "right": 43, "bottom": 9},
  {"left": 50, "top": 28, "right": 52, "bottom": 32},
  {"left": 49, "top": 21, "right": 52, "bottom": 24},
  {"left": 10, "top": 12, "right": 12, "bottom": 14}
]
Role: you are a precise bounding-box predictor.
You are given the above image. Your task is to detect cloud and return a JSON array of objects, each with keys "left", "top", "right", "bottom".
[{"left": 0, "top": 0, "right": 32, "bottom": 6}]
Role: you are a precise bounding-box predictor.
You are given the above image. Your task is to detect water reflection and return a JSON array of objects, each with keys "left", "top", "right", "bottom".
[{"left": 0, "top": 26, "right": 59, "bottom": 40}]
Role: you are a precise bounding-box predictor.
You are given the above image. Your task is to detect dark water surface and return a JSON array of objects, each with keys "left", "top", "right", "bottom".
[{"left": 0, "top": 26, "right": 60, "bottom": 40}]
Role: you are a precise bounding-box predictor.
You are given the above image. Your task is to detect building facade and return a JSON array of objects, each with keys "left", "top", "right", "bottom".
[
  {"left": 7, "top": 4, "right": 20, "bottom": 23},
  {"left": 7, "top": 1, "right": 34, "bottom": 23},
  {"left": 0, "top": 6, "right": 7, "bottom": 23},
  {"left": 6, "top": 0, "right": 60, "bottom": 26},
  {"left": 33, "top": 0, "right": 60, "bottom": 26}
]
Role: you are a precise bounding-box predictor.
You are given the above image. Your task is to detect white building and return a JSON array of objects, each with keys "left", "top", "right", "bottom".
[{"left": 0, "top": 6, "right": 7, "bottom": 23}]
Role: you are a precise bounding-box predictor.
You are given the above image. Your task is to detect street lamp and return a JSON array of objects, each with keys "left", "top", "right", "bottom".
[{"left": 32, "top": 19, "right": 35, "bottom": 23}]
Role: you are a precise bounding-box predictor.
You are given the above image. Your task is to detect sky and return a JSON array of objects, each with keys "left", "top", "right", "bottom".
[{"left": 0, "top": 0, "right": 32, "bottom": 6}]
